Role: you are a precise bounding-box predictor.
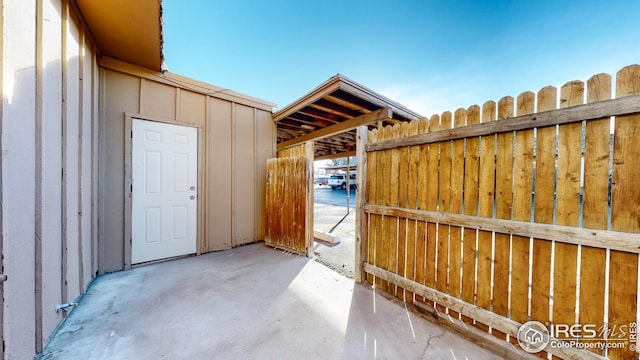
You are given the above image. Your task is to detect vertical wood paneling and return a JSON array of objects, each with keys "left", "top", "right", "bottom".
[
  {"left": 493, "top": 96, "right": 514, "bottom": 340},
  {"left": 448, "top": 109, "right": 466, "bottom": 317},
  {"left": 531, "top": 86, "right": 556, "bottom": 336},
  {"left": 255, "top": 110, "right": 273, "bottom": 240},
  {"left": 553, "top": 81, "right": 583, "bottom": 342},
  {"left": 579, "top": 73, "right": 610, "bottom": 354},
  {"left": 608, "top": 65, "right": 640, "bottom": 360},
  {"left": 64, "top": 7, "right": 81, "bottom": 303},
  {"left": 387, "top": 124, "right": 401, "bottom": 296},
  {"left": 2, "top": 0, "right": 37, "bottom": 357},
  {"left": 425, "top": 115, "right": 440, "bottom": 304},
  {"left": 511, "top": 91, "right": 534, "bottom": 327},
  {"left": 233, "top": 104, "right": 257, "bottom": 245},
  {"left": 461, "top": 105, "right": 480, "bottom": 325},
  {"left": 436, "top": 112, "right": 452, "bottom": 311},
  {"left": 360, "top": 65, "right": 640, "bottom": 360},
  {"left": 405, "top": 120, "right": 420, "bottom": 302},
  {"left": 396, "top": 122, "right": 410, "bottom": 299},
  {"left": 40, "top": 0, "right": 64, "bottom": 344},
  {"left": 366, "top": 129, "right": 378, "bottom": 285},
  {"left": 476, "top": 101, "right": 496, "bottom": 332},
  {"left": 379, "top": 125, "right": 393, "bottom": 291},
  {"left": 208, "top": 98, "right": 233, "bottom": 250},
  {"left": 415, "top": 117, "right": 429, "bottom": 303}
]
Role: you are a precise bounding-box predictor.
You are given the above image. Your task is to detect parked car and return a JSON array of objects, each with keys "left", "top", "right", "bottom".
[
  {"left": 328, "top": 174, "right": 356, "bottom": 190},
  {"left": 314, "top": 176, "right": 328, "bottom": 186}
]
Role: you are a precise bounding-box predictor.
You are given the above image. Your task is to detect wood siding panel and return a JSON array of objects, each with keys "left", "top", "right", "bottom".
[
  {"left": 233, "top": 104, "right": 257, "bottom": 245},
  {"left": 100, "top": 70, "right": 140, "bottom": 272},
  {"left": 2, "top": 1, "right": 37, "bottom": 357},
  {"left": 179, "top": 89, "right": 206, "bottom": 125},
  {"left": 40, "top": 0, "right": 64, "bottom": 343},
  {"left": 255, "top": 110, "right": 274, "bottom": 240},
  {"left": 208, "top": 98, "right": 233, "bottom": 250},
  {"left": 142, "top": 80, "right": 176, "bottom": 120}
]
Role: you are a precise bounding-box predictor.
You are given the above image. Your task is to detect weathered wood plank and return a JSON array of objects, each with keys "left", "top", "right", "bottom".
[
  {"left": 366, "top": 129, "right": 379, "bottom": 285},
  {"left": 462, "top": 105, "right": 480, "bottom": 325},
  {"left": 277, "top": 107, "right": 391, "bottom": 150},
  {"left": 355, "top": 126, "right": 368, "bottom": 283},
  {"left": 364, "top": 204, "right": 640, "bottom": 254},
  {"left": 404, "top": 120, "right": 420, "bottom": 302},
  {"left": 448, "top": 108, "right": 466, "bottom": 318},
  {"left": 553, "top": 81, "right": 583, "bottom": 342},
  {"left": 511, "top": 91, "right": 534, "bottom": 327},
  {"left": 476, "top": 100, "right": 496, "bottom": 332},
  {"left": 396, "top": 122, "right": 410, "bottom": 300},
  {"left": 366, "top": 93, "right": 640, "bottom": 152},
  {"left": 608, "top": 64, "right": 640, "bottom": 360},
  {"left": 579, "top": 73, "right": 610, "bottom": 353},
  {"left": 363, "top": 263, "right": 606, "bottom": 360},
  {"left": 415, "top": 118, "right": 430, "bottom": 304},
  {"left": 378, "top": 125, "right": 393, "bottom": 291},
  {"left": 387, "top": 124, "right": 401, "bottom": 296},
  {"left": 436, "top": 112, "right": 452, "bottom": 313},
  {"left": 425, "top": 115, "right": 440, "bottom": 306},
  {"left": 493, "top": 96, "right": 514, "bottom": 339},
  {"left": 531, "top": 86, "right": 556, "bottom": 343}
]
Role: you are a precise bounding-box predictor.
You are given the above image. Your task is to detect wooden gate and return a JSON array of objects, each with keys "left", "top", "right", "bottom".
[{"left": 265, "top": 143, "right": 313, "bottom": 256}]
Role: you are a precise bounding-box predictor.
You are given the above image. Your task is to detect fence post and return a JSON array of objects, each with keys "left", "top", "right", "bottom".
[{"left": 355, "top": 126, "right": 368, "bottom": 283}]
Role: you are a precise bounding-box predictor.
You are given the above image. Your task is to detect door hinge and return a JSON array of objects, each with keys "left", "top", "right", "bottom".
[
  {"left": 0, "top": 274, "right": 7, "bottom": 283},
  {"left": 131, "top": 130, "right": 133, "bottom": 138}
]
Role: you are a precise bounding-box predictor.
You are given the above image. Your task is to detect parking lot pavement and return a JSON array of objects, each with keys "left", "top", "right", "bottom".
[
  {"left": 313, "top": 185, "right": 356, "bottom": 208},
  {"left": 313, "top": 202, "right": 355, "bottom": 278}
]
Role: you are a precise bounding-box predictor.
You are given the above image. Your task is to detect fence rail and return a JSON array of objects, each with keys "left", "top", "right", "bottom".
[{"left": 362, "top": 64, "right": 640, "bottom": 360}]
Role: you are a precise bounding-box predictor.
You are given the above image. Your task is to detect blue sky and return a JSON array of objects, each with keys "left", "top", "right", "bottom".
[{"left": 162, "top": 1, "right": 640, "bottom": 116}]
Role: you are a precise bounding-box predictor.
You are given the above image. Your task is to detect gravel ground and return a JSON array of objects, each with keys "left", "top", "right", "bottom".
[{"left": 313, "top": 202, "right": 356, "bottom": 278}]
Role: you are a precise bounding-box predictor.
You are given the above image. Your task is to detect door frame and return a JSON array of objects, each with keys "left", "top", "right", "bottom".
[{"left": 123, "top": 113, "right": 205, "bottom": 269}]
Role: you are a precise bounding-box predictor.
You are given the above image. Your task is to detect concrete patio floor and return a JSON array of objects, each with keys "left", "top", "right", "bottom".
[{"left": 39, "top": 243, "right": 502, "bottom": 360}]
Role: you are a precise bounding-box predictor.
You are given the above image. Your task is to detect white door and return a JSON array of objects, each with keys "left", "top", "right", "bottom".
[{"left": 132, "top": 119, "right": 198, "bottom": 263}]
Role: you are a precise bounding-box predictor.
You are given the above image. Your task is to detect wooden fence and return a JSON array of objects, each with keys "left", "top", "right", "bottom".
[
  {"left": 361, "top": 65, "right": 640, "bottom": 360},
  {"left": 265, "top": 143, "right": 313, "bottom": 255}
]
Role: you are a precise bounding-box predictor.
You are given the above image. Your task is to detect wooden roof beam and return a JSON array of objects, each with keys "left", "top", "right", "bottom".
[
  {"left": 315, "top": 150, "right": 357, "bottom": 161},
  {"left": 277, "top": 107, "right": 391, "bottom": 151}
]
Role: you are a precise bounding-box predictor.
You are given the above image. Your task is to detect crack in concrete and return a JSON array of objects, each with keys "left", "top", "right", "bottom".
[{"left": 422, "top": 329, "right": 446, "bottom": 359}]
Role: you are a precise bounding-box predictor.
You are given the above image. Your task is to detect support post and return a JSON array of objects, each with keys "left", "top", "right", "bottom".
[
  {"left": 305, "top": 141, "right": 315, "bottom": 257},
  {"left": 354, "top": 126, "right": 368, "bottom": 283}
]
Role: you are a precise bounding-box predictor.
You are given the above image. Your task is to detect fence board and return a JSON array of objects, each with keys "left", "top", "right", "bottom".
[
  {"left": 378, "top": 125, "right": 393, "bottom": 291},
  {"left": 609, "top": 65, "right": 640, "bottom": 360},
  {"left": 405, "top": 120, "right": 420, "bottom": 302},
  {"left": 579, "top": 73, "right": 610, "bottom": 354},
  {"left": 366, "top": 129, "right": 379, "bottom": 285},
  {"left": 553, "top": 81, "right": 583, "bottom": 351},
  {"left": 396, "top": 123, "right": 410, "bottom": 300},
  {"left": 531, "top": 86, "right": 556, "bottom": 338},
  {"left": 493, "top": 96, "right": 514, "bottom": 340},
  {"left": 436, "top": 112, "right": 452, "bottom": 313},
  {"left": 477, "top": 101, "right": 496, "bottom": 333},
  {"left": 448, "top": 109, "right": 466, "bottom": 318},
  {"left": 461, "top": 105, "right": 480, "bottom": 325},
  {"left": 425, "top": 115, "right": 440, "bottom": 306},
  {"left": 388, "top": 123, "right": 402, "bottom": 297},
  {"left": 511, "top": 92, "right": 534, "bottom": 330},
  {"left": 416, "top": 118, "right": 430, "bottom": 304}
]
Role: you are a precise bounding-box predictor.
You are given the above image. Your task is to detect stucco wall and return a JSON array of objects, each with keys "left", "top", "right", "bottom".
[
  {"left": 98, "top": 59, "right": 275, "bottom": 274},
  {"left": 1, "top": 0, "right": 99, "bottom": 357}
]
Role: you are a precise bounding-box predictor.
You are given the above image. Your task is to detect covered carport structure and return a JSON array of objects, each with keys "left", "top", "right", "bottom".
[{"left": 266, "top": 75, "right": 421, "bottom": 280}]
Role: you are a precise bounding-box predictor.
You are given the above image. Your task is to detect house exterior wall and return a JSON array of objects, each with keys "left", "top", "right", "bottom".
[
  {"left": 98, "top": 58, "right": 275, "bottom": 274},
  {"left": 1, "top": 0, "right": 99, "bottom": 358}
]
